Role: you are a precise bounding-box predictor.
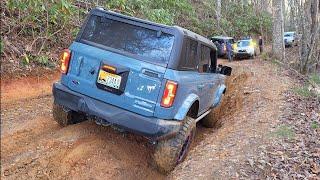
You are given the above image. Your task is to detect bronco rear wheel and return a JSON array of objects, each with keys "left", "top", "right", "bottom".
[
  {"left": 153, "top": 116, "right": 196, "bottom": 174},
  {"left": 52, "top": 103, "right": 86, "bottom": 127}
]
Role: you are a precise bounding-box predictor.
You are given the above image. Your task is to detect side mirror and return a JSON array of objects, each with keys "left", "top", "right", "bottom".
[{"left": 217, "top": 64, "right": 232, "bottom": 76}]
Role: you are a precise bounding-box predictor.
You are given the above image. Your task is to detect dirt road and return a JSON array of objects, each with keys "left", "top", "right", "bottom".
[{"left": 1, "top": 58, "right": 291, "bottom": 179}]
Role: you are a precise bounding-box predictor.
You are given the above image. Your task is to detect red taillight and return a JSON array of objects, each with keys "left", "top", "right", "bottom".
[
  {"left": 161, "top": 80, "right": 178, "bottom": 108},
  {"left": 60, "top": 49, "right": 71, "bottom": 74}
]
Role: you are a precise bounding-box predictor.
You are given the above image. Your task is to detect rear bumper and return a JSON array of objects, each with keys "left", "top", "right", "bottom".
[
  {"left": 235, "top": 52, "right": 251, "bottom": 58},
  {"left": 218, "top": 50, "right": 227, "bottom": 57},
  {"left": 52, "top": 82, "right": 181, "bottom": 140},
  {"left": 285, "top": 41, "right": 293, "bottom": 46}
]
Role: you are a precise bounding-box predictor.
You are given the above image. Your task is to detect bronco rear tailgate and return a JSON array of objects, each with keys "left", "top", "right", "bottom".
[{"left": 64, "top": 42, "right": 166, "bottom": 117}]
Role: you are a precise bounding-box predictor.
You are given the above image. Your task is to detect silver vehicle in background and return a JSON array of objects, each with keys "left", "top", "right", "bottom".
[
  {"left": 284, "top": 31, "right": 298, "bottom": 47},
  {"left": 234, "top": 39, "right": 257, "bottom": 59}
]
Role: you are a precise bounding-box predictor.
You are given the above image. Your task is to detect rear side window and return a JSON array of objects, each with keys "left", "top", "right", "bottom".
[
  {"left": 199, "top": 45, "right": 211, "bottom": 73},
  {"left": 179, "top": 38, "right": 198, "bottom": 70},
  {"left": 80, "top": 15, "right": 175, "bottom": 64},
  {"left": 212, "top": 38, "right": 223, "bottom": 44}
]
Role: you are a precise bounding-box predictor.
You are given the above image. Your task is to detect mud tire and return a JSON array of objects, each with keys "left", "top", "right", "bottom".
[
  {"left": 52, "top": 103, "right": 86, "bottom": 127},
  {"left": 153, "top": 116, "right": 196, "bottom": 174},
  {"left": 201, "top": 96, "right": 224, "bottom": 128}
]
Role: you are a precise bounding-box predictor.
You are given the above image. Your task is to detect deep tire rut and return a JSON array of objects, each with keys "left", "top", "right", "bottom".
[{"left": 1, "top": 59, "right": 291, "bottom": 179}]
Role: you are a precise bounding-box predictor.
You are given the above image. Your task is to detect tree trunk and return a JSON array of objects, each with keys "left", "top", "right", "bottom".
[
  {"left": 216, "top": 0, "right": 221, "bottom": 26},
  {"left": 242, "top": 0, "right": 248, "bottom": 8},
  {"left": 272, "top": 0, "right": 285, "bottom": 61},
  {"left": 299, "top": 0, "right": 320, "bottom": 74}
]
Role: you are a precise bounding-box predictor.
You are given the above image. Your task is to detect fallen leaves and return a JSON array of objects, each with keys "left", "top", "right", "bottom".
[
  {"left": 236, "top": 89, "right": 320, "bottom": 179},
  {"left": 311, "top": 163, "right": 320, "bottom": 174}
]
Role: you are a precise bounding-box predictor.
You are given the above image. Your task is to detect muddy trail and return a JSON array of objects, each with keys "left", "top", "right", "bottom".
[{"left": 1, "top": 58, "right": 291, "bottom": 179}]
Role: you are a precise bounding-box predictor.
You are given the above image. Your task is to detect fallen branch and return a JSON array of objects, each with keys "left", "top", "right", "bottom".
[
  {"left": 3, "top": 36, "right": 22, "bottom": 56},
  {"left": 34, "top": 23, "right": 66, "bottom": 55},
  {"left": 244, "top": 89, "right": 261, "bottom": 95}
]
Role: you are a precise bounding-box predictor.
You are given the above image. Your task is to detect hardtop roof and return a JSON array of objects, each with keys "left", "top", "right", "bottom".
[
  {"left": 284, "top": 31, "right": 295, "bottom": 34},
  {"left": 90, "top": 8, "right": 214, "bottom": 47},
  {"left": 173, "top": 26, "right": 214, "bottom": 46},
  {"left": 210, "top": 36, "right": 234, "bottom": 40}
]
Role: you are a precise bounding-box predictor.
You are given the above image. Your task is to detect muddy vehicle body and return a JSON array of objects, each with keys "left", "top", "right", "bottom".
[{"left": 52, "top": 8, "right": 231, "bottom": 173}]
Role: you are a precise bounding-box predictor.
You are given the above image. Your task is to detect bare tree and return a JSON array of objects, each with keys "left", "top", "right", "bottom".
[
  {"left": 272, "top": 0, "right": 285, "bottom": 60},
  {"left": 299, "top": 0, "right": 320, "bottom": 74},
  {"left": 216, "top": 0, "right": 221, "bottom": 27}
]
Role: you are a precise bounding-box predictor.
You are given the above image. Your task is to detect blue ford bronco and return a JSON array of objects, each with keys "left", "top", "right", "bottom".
[{"left": 52, "top": 7, "right": 232, "bottom": 173}]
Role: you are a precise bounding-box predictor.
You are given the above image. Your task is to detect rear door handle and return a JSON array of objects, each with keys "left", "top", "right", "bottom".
[{"left": 76, "top": 57, "right": 84, "bottom": 76}]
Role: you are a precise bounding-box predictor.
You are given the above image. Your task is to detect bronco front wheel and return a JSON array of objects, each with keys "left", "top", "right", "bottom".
[{"left": 153, "top": 116, "right": 196, "bottom": 173}]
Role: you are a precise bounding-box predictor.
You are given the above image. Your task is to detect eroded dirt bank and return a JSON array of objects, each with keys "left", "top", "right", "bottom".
[{"left": 1, "top": 58, "right": 293, "bottom": 179}]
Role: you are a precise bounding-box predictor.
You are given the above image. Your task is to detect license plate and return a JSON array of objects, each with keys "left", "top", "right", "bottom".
[{"left": 97, "top": 70, "right": 122, "bottom": 89}]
